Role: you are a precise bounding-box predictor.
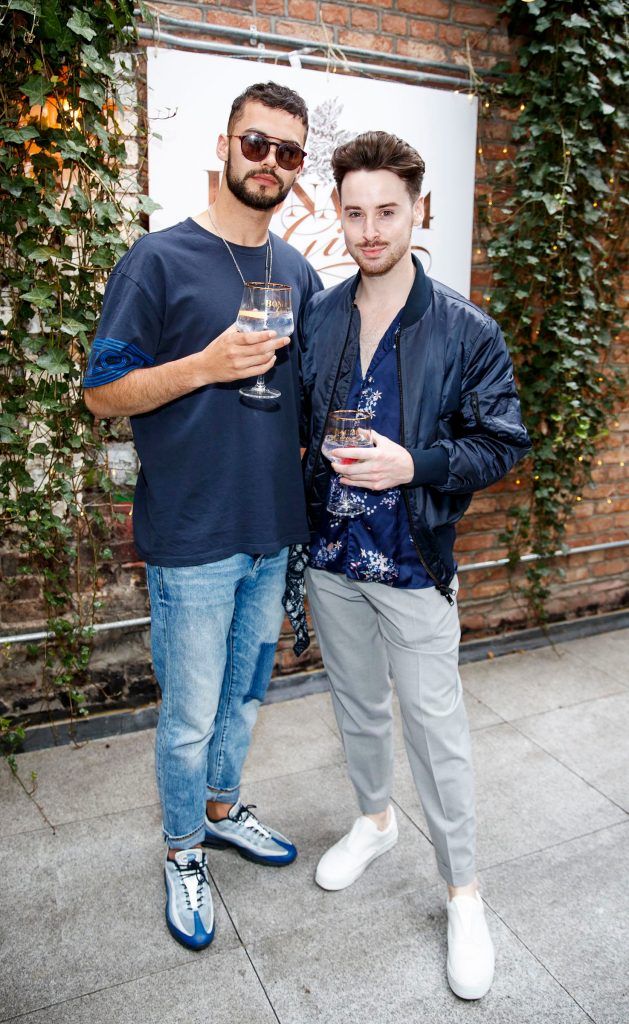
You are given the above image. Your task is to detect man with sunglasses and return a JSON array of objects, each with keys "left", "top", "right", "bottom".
[{"left": 83, "top": 82, "right": 321, "bottom": 951}]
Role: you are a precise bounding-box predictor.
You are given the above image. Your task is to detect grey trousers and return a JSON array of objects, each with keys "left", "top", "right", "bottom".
[{"left": 306, "top": 567, "right": 476, "bottom": 887}]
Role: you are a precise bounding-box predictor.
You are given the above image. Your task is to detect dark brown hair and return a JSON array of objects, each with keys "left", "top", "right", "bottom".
[
  {"left": 227, "top": 82, "right": 309, "bottom": 136},
  {"left": 332, "top": 131, "right": 425, "bottom": 201}
]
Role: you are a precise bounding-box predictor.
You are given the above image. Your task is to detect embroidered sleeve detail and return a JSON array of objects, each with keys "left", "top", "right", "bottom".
[{"left": 83, "top": 336, "right": 155, "bottom": 388}]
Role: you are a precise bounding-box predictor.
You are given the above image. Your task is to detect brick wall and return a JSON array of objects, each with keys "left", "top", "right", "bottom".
[{"left": 2, "top": 0, "right": 627, "bottom": 719}]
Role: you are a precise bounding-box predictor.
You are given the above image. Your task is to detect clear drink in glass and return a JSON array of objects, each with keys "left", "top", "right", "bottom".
[
  {"left": 238, "top": 283, "right": 293, "bottom": 402},
  {"left": 322, "top": 410, "right": 373, "bottom": 517}
]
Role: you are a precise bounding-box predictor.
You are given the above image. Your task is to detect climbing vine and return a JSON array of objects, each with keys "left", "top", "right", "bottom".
[
  {"left": 482, "top": 0, "right": 627, "bottom": 616},
  {"left": 0, "top": 0, "right": 155, "bottom": 759}
]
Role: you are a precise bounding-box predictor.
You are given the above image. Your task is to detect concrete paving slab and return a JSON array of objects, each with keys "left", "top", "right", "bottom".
[
  {"left": 461, "top": 643, "right": 626, "bottom": 721},
  {"left": 248, "top": 883, "right": 591, "bottom": 1024},
  {"left": 0, "top": 805, "right": 239, "bottom": 1020},
  {"left": 392, "top": 723, "right": 626, "bottom": 869},
  {"left": 549, "top": 627, "right": 629, "bottom": 688},
  {"left": 4, "top": 731, "right": 157, "bottom": 831},
  {"left": 514, "top": 691, "right": 629, "bottom": 812},
  {"left": 0, "top": 761, "right": 49, "bottom": 838},
  {"left": 242, "top": 694, "right": 345, "bottom": 785},
  {"left": 206, "top": 762, "right": 440, "bottom": 946},
  {"left": 483, "top": 822, "right": 629, "bottom": 1024},
  {"left": 6, "top": 949, "right": 277, "bottom": 1024}
]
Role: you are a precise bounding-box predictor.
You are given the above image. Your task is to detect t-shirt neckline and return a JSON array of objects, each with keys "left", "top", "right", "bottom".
[{"left": 183, "top": 216, "right": 270, "bottom": 255}]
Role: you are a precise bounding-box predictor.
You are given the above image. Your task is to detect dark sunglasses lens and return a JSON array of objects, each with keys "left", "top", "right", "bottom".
[
  {"left": 276, "top": 144, "right": 303, "bottom": 170},
  {"left": 241, "top": 134, "right": 270, "bottom": 161}
]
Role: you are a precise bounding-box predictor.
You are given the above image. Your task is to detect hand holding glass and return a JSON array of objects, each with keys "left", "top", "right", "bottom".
[
  {"left": 238, "top": 283, "right": 293, "bottom": 401},
  {"left": 322, "top": 410, "right": 373, "bottom": 517}
]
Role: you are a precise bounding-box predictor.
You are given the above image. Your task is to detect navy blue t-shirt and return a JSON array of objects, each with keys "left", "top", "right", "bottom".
[{"left": 84, "top": 218, "right": 322, "bottom": 566}]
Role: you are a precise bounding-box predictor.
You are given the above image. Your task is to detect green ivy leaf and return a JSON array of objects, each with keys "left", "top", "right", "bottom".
[
  {"left": 135, "top": 194, "right": 162, "bottom": 215},
  {"left": 7, "top": 0, "right": 39, "bottom": 14},
  {"left": 21, "top": 75, "right": 49, "bottom": 107},
  {"left": 0, "top": 125, "right": 40, "bottom": 142},
  {"left": 568, "top": 13, "right": 590, "bottom": 28},
  {"left": 60, "top": 318, "right": 88, "bottom": 336},
  {"left": 20, "top": 283, "right": 55, "bottom": 308},
  {"left": 56, "top": 138, "right": 90, "bottom": 159},
  {"left": 67, "top": 8, "right": 97, "bottom": 41},
  {"left": 36, "top": 351, "right": 71, "bottom": 374},
  {"left": 541, "top": 194, "right": 561, "bottom": 215},
  {"left": 78, "top": 79, "right": 106, "bottom": 107},
  {"left": 29, "top": 246, "right": 60, "bottom": 262}
]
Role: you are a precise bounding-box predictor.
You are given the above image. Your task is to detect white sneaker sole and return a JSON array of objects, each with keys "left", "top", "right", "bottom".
[
  {"left": 315, "top": 832, "right": 398, "bottom": 891},
  {"left": 447, "top": 961, "right": 494, "bottom": 1000}
]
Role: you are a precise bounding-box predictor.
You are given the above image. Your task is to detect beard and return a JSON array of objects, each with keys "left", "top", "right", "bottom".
[
  {"left": 225, "top": 152, "right": 293, "bottom": 211},
  {"left": 349, "top": 233, "right": 412, "bottom": 277}
]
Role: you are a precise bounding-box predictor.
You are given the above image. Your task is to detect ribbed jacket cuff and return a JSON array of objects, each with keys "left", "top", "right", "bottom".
[{"left": 405, "top": 446, "right": 449, "bottom": 487}]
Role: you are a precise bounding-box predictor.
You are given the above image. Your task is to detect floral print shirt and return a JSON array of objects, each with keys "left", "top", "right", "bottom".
[{"left": 308, "top": 313, "right": 433, "bottom": 589}]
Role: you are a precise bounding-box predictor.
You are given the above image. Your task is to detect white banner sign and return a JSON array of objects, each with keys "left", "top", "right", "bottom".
[{"left": 146, "top": 49, "right": 478, "bottom": 295}]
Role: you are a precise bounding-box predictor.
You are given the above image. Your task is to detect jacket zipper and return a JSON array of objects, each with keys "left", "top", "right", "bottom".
[
  {"left": 306, "top": 311, "right": 355, "bottom": 506},
  {"left": 395, "top": 327, "right": 455, "bottom": 606}
]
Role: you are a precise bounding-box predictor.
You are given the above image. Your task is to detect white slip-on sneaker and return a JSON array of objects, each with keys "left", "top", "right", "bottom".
[
  {"left": 446, "top": 891, "right": 495, "bottom": 1000},
  {"left": 315, "top": 807, "right": 398, "bottom": 891}
]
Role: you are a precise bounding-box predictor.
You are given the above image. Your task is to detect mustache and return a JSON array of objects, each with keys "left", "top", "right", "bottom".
[
  {"left": 244, "top": 168, "right": 282, "bottom": 186},
  {"left": 359, "top": 240, "right": 387, "bottom": 248}
]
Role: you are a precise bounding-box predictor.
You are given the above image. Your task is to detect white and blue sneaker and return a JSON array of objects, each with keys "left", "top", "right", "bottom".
[
  {"left": 164, "top": 848, "right": 215, "bottom": 950},
  {"left": 204, "top": 801, "right": 297, "bottom": 866}
]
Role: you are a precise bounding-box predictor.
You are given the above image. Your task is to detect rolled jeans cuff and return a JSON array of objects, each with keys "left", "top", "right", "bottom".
[
  {"left": 163, "top": 822, "right": 206, "bottom": 851},
  {"left": 206, "top": 782, "right": 240, "bottom": 805}
]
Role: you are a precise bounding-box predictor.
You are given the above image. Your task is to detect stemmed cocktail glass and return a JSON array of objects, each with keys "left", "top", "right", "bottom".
[
  {"left": 322, "top": 410, "right": 373, "bottom": 517},
  {"left": 238, "top": 283, "right": 293, "bottom": 402}
]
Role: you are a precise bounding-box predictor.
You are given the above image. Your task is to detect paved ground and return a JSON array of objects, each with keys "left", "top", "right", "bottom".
[{"left": 1, "top": 628, "right": 628, "bottom": 1024}]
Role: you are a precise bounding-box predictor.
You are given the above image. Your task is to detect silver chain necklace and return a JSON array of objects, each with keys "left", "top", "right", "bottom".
[{"left": 207, "top": 206, "right": 273, "bottom": 287}]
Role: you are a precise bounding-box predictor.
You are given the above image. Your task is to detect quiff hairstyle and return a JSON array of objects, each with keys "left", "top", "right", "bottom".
[
  {"left": 332, "top": 131, "right": 425, "bottom": 202},
  {"left": 227, "top": 81, "right": 309, "bottom": 136}
]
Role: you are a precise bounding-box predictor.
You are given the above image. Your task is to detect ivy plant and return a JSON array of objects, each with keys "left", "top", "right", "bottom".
[
  {"left": 483, "top": 0, "right": 627, "bottom": 616},
  {"left": 0, "top": 0, "right": 155, "bottom": 760}
]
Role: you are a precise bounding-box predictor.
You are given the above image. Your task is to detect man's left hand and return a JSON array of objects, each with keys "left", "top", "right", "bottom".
[{"left": 332, "top": 430, "right": 414, "bottom": 490}]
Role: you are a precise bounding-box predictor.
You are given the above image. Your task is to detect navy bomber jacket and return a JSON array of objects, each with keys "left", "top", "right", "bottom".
[{"left": 300, "top": 255, "right": 532, "bottom": 601}]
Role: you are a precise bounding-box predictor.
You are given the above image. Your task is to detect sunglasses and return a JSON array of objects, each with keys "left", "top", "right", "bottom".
[{"left": 228, "top": 132, "right": 306, "bottom": 172}]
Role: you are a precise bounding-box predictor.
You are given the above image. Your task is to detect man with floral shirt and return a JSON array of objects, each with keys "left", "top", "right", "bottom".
[{"left": 300, "top": 132, "right": 531, "bottom": 1000}]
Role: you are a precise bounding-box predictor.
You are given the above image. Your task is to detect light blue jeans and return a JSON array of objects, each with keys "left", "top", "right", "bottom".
[{"left": 146, "top": 549, "right": 289, "bottom": 849}]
